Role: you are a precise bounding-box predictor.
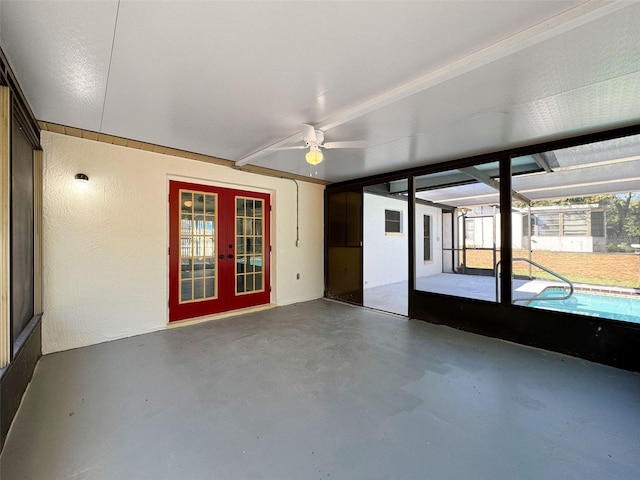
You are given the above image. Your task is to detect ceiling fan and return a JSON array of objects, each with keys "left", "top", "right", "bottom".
[{"left": 268, "top": 124, "right": 366, "bottom": 165}]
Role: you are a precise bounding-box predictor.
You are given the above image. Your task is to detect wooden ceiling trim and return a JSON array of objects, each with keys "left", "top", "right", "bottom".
[
  {"left": 81, "top": 130, "right": 99, "bottom": 141},
  {"left": 40, "top": 122, "right": 65, "bottom": 135},
  {"left": 112, "top": 136, "right": 128, "bottom": 147},
  {"left": 64, "top": 126, "right": 83, "bottom": 138},
  {"left": 238, "top": 164, "right": 330, "bottom": 186},
  {"left": 97, "top": 133, "right": 115, "bottom": 144}
]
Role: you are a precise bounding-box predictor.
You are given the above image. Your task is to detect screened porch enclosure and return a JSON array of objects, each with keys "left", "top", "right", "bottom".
[{"left": 339, "top": 132, "right": 640, "bottom": 327}]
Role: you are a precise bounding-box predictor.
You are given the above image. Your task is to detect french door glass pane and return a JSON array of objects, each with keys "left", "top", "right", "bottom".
[
  {"left": 236, "top": 197, "right": 265, "bottom": 294},
  {"left": 179, "top": 190, "right": 217, "bottom": 303}
]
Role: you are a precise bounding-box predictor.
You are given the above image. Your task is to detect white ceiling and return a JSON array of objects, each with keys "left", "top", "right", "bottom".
[{"left": 2, "top": 1, "right": 640, "bottom": 183}]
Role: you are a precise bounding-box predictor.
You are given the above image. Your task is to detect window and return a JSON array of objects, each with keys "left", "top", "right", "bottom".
[
  {"left": 423, "top": 215, "right": 432, "bottom": 261},
  {"left": 563, "top": 212, "right": 588, "bottom": 236},
  {"left": 385, "top": 209, "right": 402, "bottom": 233},
  {"left": 464, "top": 218, "right": 475, "bottom": 246},
  {"left": 534, "top": 213, "right": 560, "bottom": 236},
  {"left": 529, "top": 211, "right": 597, "bottom": 237},
  {"left": 591, "top": 211, "right": 605, "bottom": 237}
]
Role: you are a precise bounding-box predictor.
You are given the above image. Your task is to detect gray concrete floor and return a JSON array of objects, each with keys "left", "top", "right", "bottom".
[
  {"left": 2, "top": 299, "right": 639, "bottom": 480},
  {"left": 364, "top": 280, "right": 409, "bottom": 315},
  {"left": 364, "top": 273, "right": 534, "bottom": 315}
]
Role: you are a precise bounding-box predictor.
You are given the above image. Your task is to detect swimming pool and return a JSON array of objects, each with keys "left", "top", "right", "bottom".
[{"left": 528, "top": 290, "right": 640, "bottom": 324}]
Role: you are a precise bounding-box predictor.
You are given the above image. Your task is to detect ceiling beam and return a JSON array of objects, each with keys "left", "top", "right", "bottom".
[
  {"left": 389, "top": 173, "right": 476, "bottom": 193},
  {"left": 236, "top": 0, "right": 628, "bottom": 167},
  {"left": 458, "top": 167, "right": 532, "bottom": 205},
  {"left": 531, "top": 153, "right": 554, "bottom": 173}
]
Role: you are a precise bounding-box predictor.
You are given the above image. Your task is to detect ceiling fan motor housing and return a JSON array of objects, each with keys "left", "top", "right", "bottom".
[{"left": 305, "top": 129, "right": 324, "bottom": 147}]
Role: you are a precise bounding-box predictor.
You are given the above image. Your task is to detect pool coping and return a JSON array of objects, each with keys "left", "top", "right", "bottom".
[{"left": 522, "top": 280, "right": 640, "bottom": 297}]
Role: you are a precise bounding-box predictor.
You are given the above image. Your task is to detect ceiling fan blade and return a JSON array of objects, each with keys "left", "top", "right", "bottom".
[
  {"left": 300, "top": 124, "right": 317, "bottom": 143},
  {"left": 323, "top": 141, "right": 367, "bottom": 149},
  {"left": 266, "top": 145, "right": 307, "bottom": 151}
]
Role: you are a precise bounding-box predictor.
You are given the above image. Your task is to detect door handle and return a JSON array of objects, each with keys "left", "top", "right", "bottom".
[
  {"left": 219, "top": 254, "right": 225, "bottom": 259},
  {"left": 227, "top": 254, "right": 234, "bottom": 259}
]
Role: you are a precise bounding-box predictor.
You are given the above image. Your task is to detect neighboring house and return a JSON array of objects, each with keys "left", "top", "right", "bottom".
[
  {"left": 461, "top": 205, "right": 607, "bottom": 253},
  {"left": 520, "top": 205, "right": 607, "bottom": 253}
]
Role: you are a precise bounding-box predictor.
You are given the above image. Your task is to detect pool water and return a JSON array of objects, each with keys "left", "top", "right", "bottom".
[{"left": 528, "top": 290, "right": 640, "bottom": 324}]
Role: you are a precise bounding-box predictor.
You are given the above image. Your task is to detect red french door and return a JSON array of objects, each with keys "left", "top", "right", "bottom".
[{"left": 169, "top": 181, "right": 270, "bottom": 322}]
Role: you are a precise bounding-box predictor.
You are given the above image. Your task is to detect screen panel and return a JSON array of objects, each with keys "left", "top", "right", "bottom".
[{"left": 11, "top": 116, "right": 34, "bottom": 342}]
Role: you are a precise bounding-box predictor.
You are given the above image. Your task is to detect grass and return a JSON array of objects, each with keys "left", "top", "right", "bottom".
[
  {"left": 512, "top": 268, "right": 639, "bottom": 289},
  {"left": 464, "top": 249, "right": 640, "bottom": 289}
]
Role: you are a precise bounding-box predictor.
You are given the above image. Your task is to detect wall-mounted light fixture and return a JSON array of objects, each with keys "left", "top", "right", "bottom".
[{"left": 75, "top": 173, "right": 89, "bottom": 189}]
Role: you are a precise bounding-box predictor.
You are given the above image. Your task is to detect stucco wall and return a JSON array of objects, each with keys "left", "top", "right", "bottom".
[
  {"left": 364, "top": 193, "right": 408, "bottom": 289},
  {"left": 526, "top": 235, "right": 597, "bottom": 253},
  {"left": 42, "top": 132, "right": 325, "bottom": 353},
  {"left": 363, "top": 193, "right": 443, "bottom": 289}
]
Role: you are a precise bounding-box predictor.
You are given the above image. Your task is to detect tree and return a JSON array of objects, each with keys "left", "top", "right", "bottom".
[{"left": 605, "top": 193, "right": 640, "bottom": 243}]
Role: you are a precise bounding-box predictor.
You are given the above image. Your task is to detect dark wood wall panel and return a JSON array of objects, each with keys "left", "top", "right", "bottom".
[
  {"left": 0, "top": 319, "right": 41, "bottom": 451},
  {"left": 325, "top": 190, "right": 363, "bottom": 304}
]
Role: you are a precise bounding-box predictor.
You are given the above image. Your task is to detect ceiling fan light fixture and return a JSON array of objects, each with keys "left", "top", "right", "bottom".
[{"left": 305, "top": 146, "right": 323, "bottom": 165}]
